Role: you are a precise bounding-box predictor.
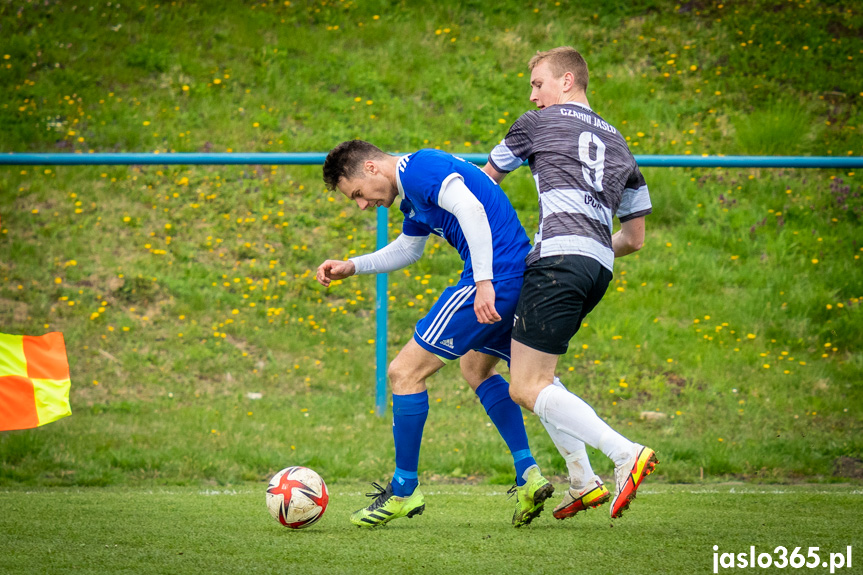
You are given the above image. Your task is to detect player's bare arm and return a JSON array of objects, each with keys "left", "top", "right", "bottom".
[
  {"left": 612, "top": 216, "right": 645, "bottom": 258},
  {"left": 482, "top": 162, "right": 507, "bottom": 184},
  {"left": 315, "top": 259, "right": 356, "bottom": 287}
]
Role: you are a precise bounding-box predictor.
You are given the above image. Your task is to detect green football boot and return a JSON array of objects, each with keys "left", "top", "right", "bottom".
[
  {"left": 509, "top": 466, "right": 555, "bottom": 527},
  {"left": 350, "top": 481, "right": 426, "bottom": 528}
]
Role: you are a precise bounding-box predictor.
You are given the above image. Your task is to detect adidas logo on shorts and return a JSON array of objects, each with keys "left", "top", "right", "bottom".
[{"left": 439, "top": 338, "right": 454, "bottom": 349}]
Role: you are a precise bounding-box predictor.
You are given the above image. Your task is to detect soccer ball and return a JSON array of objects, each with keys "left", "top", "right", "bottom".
[{"left": 266, "top": 466, "right": 329, "bottom": 529}]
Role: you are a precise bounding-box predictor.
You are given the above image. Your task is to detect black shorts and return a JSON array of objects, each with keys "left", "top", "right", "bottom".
[{"left": 512, "top": 254, "right": 613, "bottom": 356}]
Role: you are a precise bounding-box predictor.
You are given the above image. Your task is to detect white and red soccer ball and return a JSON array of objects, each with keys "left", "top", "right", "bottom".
[{"left": 266, "top": 466, "right": 329, "bottom": 529}]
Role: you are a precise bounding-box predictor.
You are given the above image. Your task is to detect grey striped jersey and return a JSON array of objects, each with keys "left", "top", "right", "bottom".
[{"left": 488, "top": 102, "right": 651, "bottom": 271}]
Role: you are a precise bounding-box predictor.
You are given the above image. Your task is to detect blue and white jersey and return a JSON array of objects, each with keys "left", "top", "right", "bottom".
[{"left": 395, "top": 149, "right": 530, "bottom": 283}]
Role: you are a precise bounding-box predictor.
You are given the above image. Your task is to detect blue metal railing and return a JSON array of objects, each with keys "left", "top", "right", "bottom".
[
  {"left": 2, "top": 153, "right": 863, "bottom": 168},
  {"left": 3, "top": 152, "right": 860, "bottom": 417}
]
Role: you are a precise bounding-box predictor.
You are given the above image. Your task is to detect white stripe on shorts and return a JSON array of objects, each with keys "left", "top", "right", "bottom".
[
  {"left": 421, "top": 285, "right": 476, "bottom": 344},
  {"left": 482, "top": 347, "right": 511, "bottom": 363}
]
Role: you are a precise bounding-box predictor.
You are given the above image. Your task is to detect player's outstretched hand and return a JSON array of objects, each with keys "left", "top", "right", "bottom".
[
  {"left": 316, "top": 260, "right": 356, "bottom": 287},
  {"left": 474, "top": 280, "right": 501, "bottom": 324}
]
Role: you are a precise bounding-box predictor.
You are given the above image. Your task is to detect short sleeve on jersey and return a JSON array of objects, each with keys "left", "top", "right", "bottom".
[
  {"left": 398, "top": 151, "right": 454, "bottom": 209},
  {"left": 617, "top": 166, "right": 652, "bottom": 222},
  {"left": 488, "top": 111, "right": 539, "bottom": 173}
]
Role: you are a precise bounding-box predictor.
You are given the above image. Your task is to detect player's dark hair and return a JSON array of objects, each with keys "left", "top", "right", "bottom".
[
  {"left": 529, "top": 46, "right": 589, "bottom": 91},
  {"left": 322, "top": 140, "right": 387, "bottom": 191}
]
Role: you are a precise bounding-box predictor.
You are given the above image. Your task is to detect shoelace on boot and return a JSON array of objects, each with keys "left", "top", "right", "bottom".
[{"left": 364, "top": 481, "right": 392, "bottom": 511}]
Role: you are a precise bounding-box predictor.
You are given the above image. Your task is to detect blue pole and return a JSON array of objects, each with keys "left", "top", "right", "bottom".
[
  {"left": 375, "top": 206, "right": 388, "bottom": 417},
  {"left": 0, "top": 152, "right": 329, "bottom": 165},
  {"left": 458, "top": 154, "right": 863, "bottom": 169},
  {"left": 1, "top": 153, "right": 862, "bottom": 168}
]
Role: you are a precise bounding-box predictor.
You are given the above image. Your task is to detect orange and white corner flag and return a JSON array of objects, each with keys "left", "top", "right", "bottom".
[{"left": 0, "top": 332, "right": 72, "bottom": 432}]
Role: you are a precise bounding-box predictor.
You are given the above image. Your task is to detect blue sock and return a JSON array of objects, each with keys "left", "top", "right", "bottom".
[
  {"left": 475, "top": 375, "right": 537, "bottom": 486},
  {"left": 391, "top": 390, "right": 429, "bottom": 497}
]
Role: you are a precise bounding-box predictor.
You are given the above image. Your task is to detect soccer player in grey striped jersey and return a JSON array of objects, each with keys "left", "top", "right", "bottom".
[{"left": 483, "top": 47, "right": 659, "bottom": 520}]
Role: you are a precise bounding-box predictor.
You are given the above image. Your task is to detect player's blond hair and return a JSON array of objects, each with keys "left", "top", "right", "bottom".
[{"left": 528, "top": 46, "right": 589, "bottom": 91}]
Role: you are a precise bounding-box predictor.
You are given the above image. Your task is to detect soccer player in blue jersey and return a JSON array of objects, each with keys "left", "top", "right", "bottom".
[
  {"left": 316, "top": 140, "right": 553, "bottom": 528},
  {"left": 483, "top": 47, "right": 659, "bottom": 520}
]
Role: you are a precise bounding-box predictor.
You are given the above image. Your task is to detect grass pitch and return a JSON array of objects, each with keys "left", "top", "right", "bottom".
[{"left": 1, "top": 483, "right": 861, "bottom": 575}]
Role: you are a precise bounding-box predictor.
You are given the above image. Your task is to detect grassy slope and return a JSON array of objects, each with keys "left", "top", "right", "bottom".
[{"left": 0, "top": 1, "right": 861, "bottom": 486}]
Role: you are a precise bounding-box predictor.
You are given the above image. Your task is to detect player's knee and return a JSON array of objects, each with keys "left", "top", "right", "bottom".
[
  {"left": 459, "top": 362, "right": 492, "bottom": 390},
  {"left": 387, "top": 358, "right": 418, "bottom": 394},
  {"left": 508, "top": 382, "right": 532, "bottom": 410},
  {"left": 387, "top": 359, "right": 406, "bottom": 388}
]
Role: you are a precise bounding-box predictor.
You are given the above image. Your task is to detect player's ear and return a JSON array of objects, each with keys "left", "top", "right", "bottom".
[
  {"left": 364, "top": 160, "right": 377, "bottom": 176},
  {"left": 562, "top": 71, "right": 575, "bottom": 93}
]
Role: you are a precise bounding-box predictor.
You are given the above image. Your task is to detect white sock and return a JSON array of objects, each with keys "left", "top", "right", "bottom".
[
  {"left": 564, "top": 449, "right": 595, "bottom": 490},
  {"left": 539, "top": 378, "right": 596, "bottom": 489},
  {"left": 534, "top": 381, "right": 634, "bottom": 467}
]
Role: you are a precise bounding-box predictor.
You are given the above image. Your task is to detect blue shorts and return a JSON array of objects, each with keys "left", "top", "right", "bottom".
[{"left": 413, "top": 276, "right": 523, "bottom": 364}]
